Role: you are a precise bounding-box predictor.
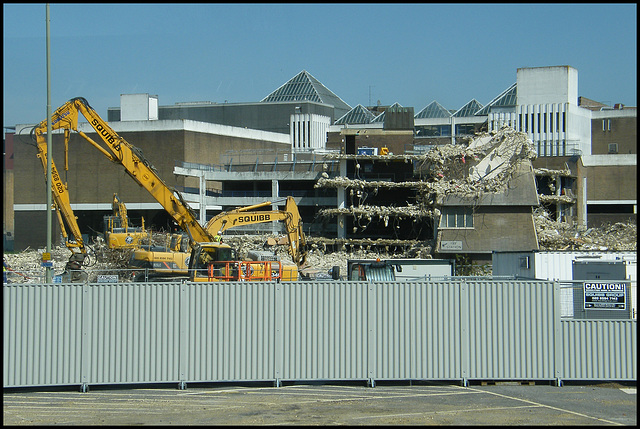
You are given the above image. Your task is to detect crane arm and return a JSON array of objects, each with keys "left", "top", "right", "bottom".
[
  {"left": 204, "top": 196, "right": 308, "bottom": 267},
  {"left": 33, "top": 129, "right": 86, "bottom": 254},
  {"left": 33, "top": 97, "right": 213, "bottom": 246},
  {"left": 112, "top": 193, "right": 129, "bottom": 230}
]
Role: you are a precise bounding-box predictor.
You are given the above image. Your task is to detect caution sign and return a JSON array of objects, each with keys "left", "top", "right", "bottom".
[{"left": 584, "top": 282, "right": 627, "bottom": 310}]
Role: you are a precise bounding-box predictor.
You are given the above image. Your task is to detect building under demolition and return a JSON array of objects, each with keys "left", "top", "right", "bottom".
[{"left": 3, "top": 66, "right": 636, "bottom": 263}]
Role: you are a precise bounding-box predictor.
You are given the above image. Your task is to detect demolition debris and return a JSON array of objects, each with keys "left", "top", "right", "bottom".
[{"left": 4, "top": 126, "right": 636, "bottom": 281}]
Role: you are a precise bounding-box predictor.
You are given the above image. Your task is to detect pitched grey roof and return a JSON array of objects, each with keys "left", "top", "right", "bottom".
[
  {"left": 475, "top": 83, "right": 517, "bottom": 116},
  {"left": 452, "top": 99, "right": 484, "bottom": 117},
  {"left": 415, "top": 101, "right": 451, "bottom": 119},
  {"left": 371, "top": 102, "right": 402, "bottom": 123},
  {"left": 261, "top": 70, "right": 351, "bottom": 113},
  {"left": 334, "top": 104, "right": 376, "bottom": 125}
]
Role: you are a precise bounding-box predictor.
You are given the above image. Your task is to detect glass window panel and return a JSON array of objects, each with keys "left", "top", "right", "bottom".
[{"left": 447, "top": 212, "right": 456, "bottom": 227}]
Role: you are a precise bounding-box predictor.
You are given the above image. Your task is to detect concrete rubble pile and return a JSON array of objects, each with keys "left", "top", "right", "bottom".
[
  {"left": 225, "top": 234, "right": 429, "bottom": 278},
  {"left": 422, "top": 125, "right": 538, "bottom": 199},
  {"left": 4, "top": 128, "right": 636, "bottom": 281},
  {"left": 534, "top": 207, "right": 637, "bottom": 251},
  {"left": 4, "top": 238, "right": 122, "bottom": 284}
]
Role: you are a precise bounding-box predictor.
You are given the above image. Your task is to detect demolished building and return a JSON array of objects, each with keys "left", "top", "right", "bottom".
[{"left": 313, "top": 125, "right": 542, "bottom": 264}]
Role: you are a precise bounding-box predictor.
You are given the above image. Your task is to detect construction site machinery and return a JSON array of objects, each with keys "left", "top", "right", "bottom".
[
  {"left": 32, "top": 97, "right": 307, "bottom": 282},
  {"left": 32, "top": 117, "right": 97, "bottom": 280},
  {"left": 131, "top": 196, "right": 309, "bottom": 282},
  {"left": 104, "top": 193, "right": 150, "bottom": 249},
  {"left": 203, "top": 196, "right": 307, "bottom": 264},
  {"left": 188, "top": 196, "right": 308, "bottom": 282}
]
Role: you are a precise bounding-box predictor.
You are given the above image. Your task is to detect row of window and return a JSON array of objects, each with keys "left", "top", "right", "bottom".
[
  {"left": 439, "top": 207, "right": 473, "bottom": 228},
  {"left": 414, "top": 124, "right": 479, "bottom": 138},
  {"left": 520, "top": 112, "right": 566, "bottom": 134},
  {"left": 536, "top": 140, "right": 568, "bottom": 157},
  {"left": 411, "top": 115, "right": 614, "bottom": 138}
]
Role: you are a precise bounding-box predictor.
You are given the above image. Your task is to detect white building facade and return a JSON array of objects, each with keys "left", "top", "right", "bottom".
[{"left": 515, "top": 66, "right": 591, "bottom": 156}]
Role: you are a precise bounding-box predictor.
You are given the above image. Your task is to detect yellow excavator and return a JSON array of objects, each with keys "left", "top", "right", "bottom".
[
  {"left": 32, "top": 97, "right": 307, "bottom": 282},
  {"left": 188, "top": 196, "right": 307, "bottom": 282},
  {"left": 104, "top": 193, "right": 150, "bottom": 249},
  {"left": 131, "top": 196, "right": 308, "bottom": 282},
  {"left": 32, "top": 115, "right": 95, "bottom": 280}
]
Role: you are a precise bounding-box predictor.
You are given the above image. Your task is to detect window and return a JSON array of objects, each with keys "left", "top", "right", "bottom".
[
  {"left": 608, "top": 143, "right": 618, "bottom": 154},
  {"left": 414, "top": 125, "right": 451, "bottom": 137},
  {"left": 440, "top": 207, "right": 473, "bottom": 228},
  {"left": 456, "top": 124, "right": 475, "bottom": 135}
]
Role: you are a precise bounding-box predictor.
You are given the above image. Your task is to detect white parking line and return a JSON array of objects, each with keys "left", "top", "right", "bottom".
[
  {"left": 458, "top": 386, "right": 625, "bottom": 426},
  {"left": 351, "top": 404, "right": 544, "bottom": 420},
  {"left": 620, "top": 388, "right": 636, "bottom": 395}
]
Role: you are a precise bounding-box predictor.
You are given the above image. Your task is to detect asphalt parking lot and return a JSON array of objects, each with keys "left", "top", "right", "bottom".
[{"left": 3, "top": 381, "right": 636, "bottom": 426}]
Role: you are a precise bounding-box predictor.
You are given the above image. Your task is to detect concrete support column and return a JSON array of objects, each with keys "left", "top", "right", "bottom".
[
  {"left": 199, "top": 174, "right": 206, "bottom": 224},
  {"left": 556, "top": 176, "right": 562, "bottom": 222},
  {"left": 581, "top": 176, "right": 588, "bottom": 228},
  {"left": 272, "top": 179, "right": 279, "bottom": 234},
  {"left": 337, "top": 159, "right": 347, "bottom": 239}
]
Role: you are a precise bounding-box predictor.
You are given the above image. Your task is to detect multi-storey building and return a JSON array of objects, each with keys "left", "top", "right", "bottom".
[{"left": 3, "top": 66, "right": 636, "bottom": 253}]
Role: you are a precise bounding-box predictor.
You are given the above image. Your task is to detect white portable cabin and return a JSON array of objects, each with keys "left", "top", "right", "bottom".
[{"left": 492, "top": 251, "right": 636, "bottom": 318}]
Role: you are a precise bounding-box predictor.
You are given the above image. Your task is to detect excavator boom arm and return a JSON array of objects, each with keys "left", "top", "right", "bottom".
[
  {"left": 204, "top": 196, "right": 308, "bottom": 266},
  {"left": 34, "top": 97, "right": 213, "bottom": 246},
  {"left": 34, "top": 131, "right": 85, "bottom": 253}
]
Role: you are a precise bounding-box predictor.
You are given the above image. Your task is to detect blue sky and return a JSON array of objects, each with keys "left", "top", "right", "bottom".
[{"left": 3, "top": 3, "right": 637, "bottom": 129}]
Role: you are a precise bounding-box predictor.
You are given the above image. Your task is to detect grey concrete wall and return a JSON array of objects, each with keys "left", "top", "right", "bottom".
[{"left": 438, "top": 207, "right": 539, "bottom": 254}]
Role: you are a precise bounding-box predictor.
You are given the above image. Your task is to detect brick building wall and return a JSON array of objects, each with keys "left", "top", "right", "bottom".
[{"left": 591, "top": 115, "right": 637, "bottom": 155}]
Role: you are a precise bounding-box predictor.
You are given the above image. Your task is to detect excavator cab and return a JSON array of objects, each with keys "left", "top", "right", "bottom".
[{"left": 189, "top": 243, "right": 239, "bottom": 282}]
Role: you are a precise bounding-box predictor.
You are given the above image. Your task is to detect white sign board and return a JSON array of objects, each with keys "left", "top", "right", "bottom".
[
  {"left": 441, "top": 241, "right": 463, "bottom": 251},
  {"left": 584, "top": 282, "right": 627, "bottom": 310}
]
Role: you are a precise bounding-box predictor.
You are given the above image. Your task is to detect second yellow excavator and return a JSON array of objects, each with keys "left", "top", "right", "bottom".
[
  {"left": 187, "top": 196, "right": 307, "bottom": 282},
  {"left": 104, "top": 193, "right": 150, "bottom": 249}
]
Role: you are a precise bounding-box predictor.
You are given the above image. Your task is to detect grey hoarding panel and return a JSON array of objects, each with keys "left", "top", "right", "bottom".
[
  {"left": 279, "top": 281, "right": 369, "bottom": 381},
  {"left": 3, "top": 280, "right": 636, "bottom": 389},
  {"left": 463, "top": 280, "right": 558, "bottom": 380},
  {"left": 181, "top": 282, "right": 277, "bottom": 382},
  {"left": 82, "top": 283, "right": 182, "bottom": 385},
  {"left": 561, "top": 320, "right": 636, "bottom": 380},
  {"left": 372, "top": 281, "right": 462, "bottom": 380},
  {"left": 3, "top": 283, "right": 84, "bottom": 387}
]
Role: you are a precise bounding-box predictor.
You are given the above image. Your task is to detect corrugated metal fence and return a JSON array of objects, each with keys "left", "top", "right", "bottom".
[{"left": 3, "top": 280, "right": 636, "bottom": 390}]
